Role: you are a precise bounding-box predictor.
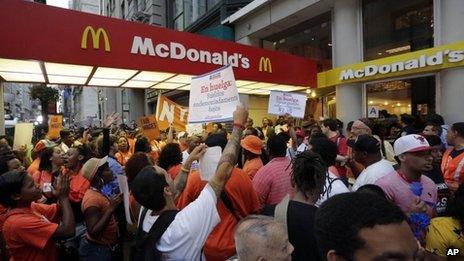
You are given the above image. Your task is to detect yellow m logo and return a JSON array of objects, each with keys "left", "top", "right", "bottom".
[
  {"left": 81, "top": 26, "right": 111, "bottom": 52},
  {"left": 259, "top": 57, "right": 272, "bottom": 73}
]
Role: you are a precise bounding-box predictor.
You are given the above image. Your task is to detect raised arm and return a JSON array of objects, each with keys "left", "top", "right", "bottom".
[
  {"left": 208, "top": 105, "right": 248, "bottom": 198},
  {"left": 174, "top": 144, "right": 208, "bottom": 197}
]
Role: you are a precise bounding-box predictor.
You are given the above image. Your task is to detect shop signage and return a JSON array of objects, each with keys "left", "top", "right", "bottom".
[
  {"left": 0, "top": 0, "right": 317, "bottom": 88},
  {"left": 318, "top": 41, "right": 464, "bottom": 88},
  {"left": 188, "top": 66, "right": 240, "bottom": 123},
  {"left": 268, "top": 91, "right": 307, "bottom": 119}
]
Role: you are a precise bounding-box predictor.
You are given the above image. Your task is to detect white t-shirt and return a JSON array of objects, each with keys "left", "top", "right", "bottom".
[
  {"left": 316, "top": 171, "right": 350, "bottom": 207},
  {"left": 352, "top": 159, "right": 395, "bottom": 191},
  {"left": 139, "top": 184, "right": 220, "bottom": 261}
]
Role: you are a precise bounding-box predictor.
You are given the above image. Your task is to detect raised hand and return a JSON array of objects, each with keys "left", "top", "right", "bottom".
[
  {"left": 109, "top": 193, "right": 123, "bottom": 210},
  {"left": 52, "top": 174, "right": 70, "bottom": 200},
  {"left": 103, "top": 112, "right": 120, "bottom": 129},
  {"left": 187, "top": 144, "right": 208, "bottom": 162},
  {"left": 233, "top": 104, "right": 248, "bottom": 127}
]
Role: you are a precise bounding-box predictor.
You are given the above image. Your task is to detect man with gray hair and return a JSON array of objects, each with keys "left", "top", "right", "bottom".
[{"left": 232, "top": 215, "right": 293, "bottom": 261}]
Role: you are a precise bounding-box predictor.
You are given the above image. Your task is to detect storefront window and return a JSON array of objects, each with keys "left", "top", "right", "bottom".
[
  {"left": 264, "top": 12, "right": 332, "bottom": 73},
  {"left": 366, "top": 76, "right": 435, "bottom": 118},
  {"left": 184, "top": 0, "right": 207, "bottom": 28},
  {"left": 363, "top": 0, "right": 433, "bottom": 61}
]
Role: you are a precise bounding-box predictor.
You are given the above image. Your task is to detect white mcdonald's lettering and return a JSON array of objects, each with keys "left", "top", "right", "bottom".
[
  {"left": 339, "top": 50, "right": 464, "bottom": 81},
  {"left": 130, "top": 36, "right": 251, "bottom": 69}
]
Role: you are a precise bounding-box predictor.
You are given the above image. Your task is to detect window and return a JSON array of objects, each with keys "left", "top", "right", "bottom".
[
  {"left": 363, "top": 0, "right": 433, "bottom": 61},
  {"left": 264, "top": 12, "right": 332, "bottom": 73},
  {"left": 207, "top": 0, "right": 221, "bottom": 9},
  {"left": 184, "top": 0, "right": 206, "bottom": 27},
  {"left": 174, "top": 15, "right": 184, "bottom": 31},
  {"left": 121, "top": 0, "right": 125, "bottom": 19}
]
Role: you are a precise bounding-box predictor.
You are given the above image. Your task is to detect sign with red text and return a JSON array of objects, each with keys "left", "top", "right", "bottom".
[
  {"left": 268, "top": 91, "right": 307, "bottom": 119},
  {"left": 188, "top": 66, "right": 240, "bottom": 123},
  {"left": 156, "top": 95, "right": 188, "bottom": 132}
]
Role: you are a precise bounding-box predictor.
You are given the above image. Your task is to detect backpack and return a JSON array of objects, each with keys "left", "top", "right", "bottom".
[{"left": 130, "top": 208, "right": 178, "bottom": 261}]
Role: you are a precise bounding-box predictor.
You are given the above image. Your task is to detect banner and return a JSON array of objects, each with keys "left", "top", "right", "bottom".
[
  {"left": 188, "top": 66, "right": 240, "bottom": 123},
  {"left": 138, "top": 115, "right": 161, "bottom": 141},
  {"left": 47, "top": 115, "right": 63, "bottom": 140},
  {"left": 156, "top": 95, "right": 188, "bottom": 132},
  {"left": 13, "top": 123, "right": 34, "bottom": 150},
  {"left": 268, "top": 91, "right": 307, "bottom": 119}
]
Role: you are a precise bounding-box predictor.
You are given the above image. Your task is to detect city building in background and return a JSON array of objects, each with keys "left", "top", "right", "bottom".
[{"left": 224, "top": 0, "right": 464, "bottom": 124}]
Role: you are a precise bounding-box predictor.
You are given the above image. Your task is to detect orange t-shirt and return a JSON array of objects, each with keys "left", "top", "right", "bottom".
[
  {"left": 3, "top": 203, "right": 59, "bottom": 261},
  {"left": 115, "top": 151, "right": 133, "bottom": 166},
  {"left": 63, "top": 168, "right": 90, "bottom": 203},
  {"left": 177, "top": 168, "right": 261, "bottom": 261},
  {"left": 32, "top": 170, "right": 53, "bottom": 189},
  {"left": 243, "top": 157, "right": 264, "bottom": 180},
  {"left": 167, "top": 164, "right": 182, "bottom": 180},
  {"left": 81, "top": 189, "right": 118, "bottom": 245},
  {"left": 27, "top": 158, "right": 40, "bottom": 176},
  {"left": 128, "top": 138, "right": 136, "bottom": 155}
]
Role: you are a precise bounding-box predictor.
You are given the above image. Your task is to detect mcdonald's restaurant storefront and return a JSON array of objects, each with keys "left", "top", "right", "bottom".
[
  {"left": 0, "top": 0, "right": 317, "bottom": 127},
  {"left": 317, "top": 41, "right": 464, "bottom": 122}
]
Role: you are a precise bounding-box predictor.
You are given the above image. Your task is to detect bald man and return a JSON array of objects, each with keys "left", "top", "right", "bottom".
[{"left": 233, "top": 215, "right": 293, "bottom": 261}]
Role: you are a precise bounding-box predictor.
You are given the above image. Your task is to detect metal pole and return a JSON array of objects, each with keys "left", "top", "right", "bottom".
[{"left": 0, "top": 82, "right": 5, "bottom": 135}]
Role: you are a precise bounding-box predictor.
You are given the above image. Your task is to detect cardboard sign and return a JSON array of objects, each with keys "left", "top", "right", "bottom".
[
  {"left": 156, "top": 95, "right": 188, "bottom": 132},
  {"left": 138, "top": 115, "right": 161, "bottom": 141},
  {"left": 13, "top": 123, "right": 34, "bottom": 150},
  {"left": 368, "top": 106, "right": 379, "bottom": 118},
  {"left": 268, "top": 91, "right": 307, "bottom": 119},
  {"left": 189, "top": 65, "right": 240, "bottom": 123},
  {"left": 47, "top": 115, "right": 63, "bottom": 139}
]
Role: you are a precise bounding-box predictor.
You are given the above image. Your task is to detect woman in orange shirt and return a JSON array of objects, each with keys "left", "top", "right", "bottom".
[
  {"left": 115, "top": 137, "right": 132, "bottom": 166},
  {"left": 33, "top": 146, "right": 65, "bottom": 203},
  {"left": 0, "top": 170, "right": 75, "bottom": 261},
  {"left": 80, "top": 157, "right": 122, "bottom": 261},
  {"left": 240, "top": 135, "right": 264, "bottom": 180},
  {"left": 158, "top": 143, "right": 183, "bottom": 179}
]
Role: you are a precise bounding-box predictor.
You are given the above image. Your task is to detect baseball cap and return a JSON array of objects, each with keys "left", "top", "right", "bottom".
[
  {"left": 353, "top": 135, "right": 380, "bottom": 154},
  {"left": 34, "top": 139, "right": 56, "bottom": 153},
  {"left": 241, "top": 135, "right": 263, "bottom": 155},
  {"left": 394, "top": 134, "right": 431, "bottom": 156},
  {"left": 83, "top": 156, "right": 108, "bottom": 181}
]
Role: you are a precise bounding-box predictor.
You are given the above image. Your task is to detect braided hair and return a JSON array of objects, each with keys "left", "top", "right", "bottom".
[{"left": 291, "top": 150, "right": 327, "bottom": 199}]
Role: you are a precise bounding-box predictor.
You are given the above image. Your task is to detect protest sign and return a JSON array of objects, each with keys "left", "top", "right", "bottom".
[
  {"left": 138, "top": 115, "right": 161, "bottom": 141},
  {"left": 199, "top": 146, "right": 222, "bottom": 181},
  {"left": 47, "top": 115, "right": 63, "bottom": 139},
  {"left": 13, "top": 123, "right": 34, "bottom": 150},
  {"left": 156, "top": 95, "right": 188, "bottom": 132},
  {"left": 188, "top": 65, "right": 240, "bottom": 123},
  {"left": 268, "top": 91, "right": 307, "bottom": 119},
  {"left": 117, "top": 175, "right": 133, "bottom": 225}
]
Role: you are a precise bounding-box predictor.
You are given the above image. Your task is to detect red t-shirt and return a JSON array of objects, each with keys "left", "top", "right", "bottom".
[
  {"left": 3, "top": 203, "right": 59, "bottom": 261},
  {"left": 329, "top": 134, "right": 348, "bottom": 178}
]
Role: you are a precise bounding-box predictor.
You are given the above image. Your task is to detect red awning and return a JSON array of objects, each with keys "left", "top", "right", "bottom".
[{"left": 0, "top": 0, "right": 317, "bottom": 95}]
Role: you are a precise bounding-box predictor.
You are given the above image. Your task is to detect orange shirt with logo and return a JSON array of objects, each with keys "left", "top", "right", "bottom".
[
  {"left": 177, "top": 168, "right": 260, "bottom": 261},
  {"left": 441, "top": 148, "right": 464, "bottom": 192},
  {"left": 81, "top": 189, "right": 118, "bottom": 245},
  {"left": 3, "top": 203, "right": 59, "bottom": 261}
]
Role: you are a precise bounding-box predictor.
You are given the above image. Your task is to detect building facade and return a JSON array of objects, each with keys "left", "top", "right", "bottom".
[{"left": 225, "top": 0, "right": 464, "bottom": 125}]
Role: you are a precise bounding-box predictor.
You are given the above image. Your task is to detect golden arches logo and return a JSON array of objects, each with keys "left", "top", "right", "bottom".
[
  {"left": 81, "top": 26, "right": 111, "bottom": 52},
  {"left": 259, "top": 57, "right": 272, "bottom": 73}
]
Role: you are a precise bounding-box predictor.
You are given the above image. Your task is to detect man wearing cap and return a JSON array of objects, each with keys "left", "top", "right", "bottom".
[
  {"left": 352, "top": 135, "right": 395, "bottom": 191},
  {"left": 375, "top": 135, "right": 437, "bottom": 217},
  {"left": 241, "top": 135, "right": 264, "bottom": 180}
]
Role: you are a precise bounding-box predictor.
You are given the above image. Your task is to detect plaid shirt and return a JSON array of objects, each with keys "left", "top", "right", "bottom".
[{"left": 252, "top": 157, "right": 294, "bottom": 209}]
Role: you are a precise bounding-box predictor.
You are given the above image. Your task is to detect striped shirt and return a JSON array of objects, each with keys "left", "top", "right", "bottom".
[{"left": 252, "top": 157, "right": 295, "bottom": 209}]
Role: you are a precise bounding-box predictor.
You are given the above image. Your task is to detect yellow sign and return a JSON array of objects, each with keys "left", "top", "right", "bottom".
[
  {"left": 156, "top": 95, "right": 188, "bottom": 132},
  {"left": 47, "top": 115, "right": 63, "bottom": 140},
  {"left": 259, "top": 57, "right": 272, "bottom": 73},
  {"left": 138, "top": 115, "right": 161, "bottom": 141},
  {"left": 317, "top": 41, "right": 464, "bottom": 88},
  {"left": 81, "top": 26, "right": 111, "bottom": 52}
]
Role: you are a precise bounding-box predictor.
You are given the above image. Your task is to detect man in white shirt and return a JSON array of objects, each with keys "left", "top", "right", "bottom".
[
  {"left": 131, "top": 106, "right": 248, "bottom": 261},
  {"left": 352, "top": 135, "right": 395, "bottom": 191},
  {"left": 181, "top": 135, "right": 201, "bottom": 170}
]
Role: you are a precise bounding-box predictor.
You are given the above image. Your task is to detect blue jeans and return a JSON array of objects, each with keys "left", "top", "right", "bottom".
[{"left": 79, "top": 238, "right": 112, "bottom": 261}]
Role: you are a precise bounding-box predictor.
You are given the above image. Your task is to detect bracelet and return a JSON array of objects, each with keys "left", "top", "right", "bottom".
[
  {"left": 233, "top": 122, "right": 245, "bottom": 130},
  {"left": 181, "top": 166, "right": 190, "bottom": 173}
]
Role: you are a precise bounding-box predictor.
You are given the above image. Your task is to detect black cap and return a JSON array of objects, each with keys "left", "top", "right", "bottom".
[
  {"left": 353, "top": 135, "right": 381, "bottom": 154},
  {"left": 205, "top": 133, "right": 227, "bottom": 151}
]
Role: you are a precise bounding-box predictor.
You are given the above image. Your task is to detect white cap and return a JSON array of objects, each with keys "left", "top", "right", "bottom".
[{"left": 394, "top": 134, "right": 431, "bottom": 156}]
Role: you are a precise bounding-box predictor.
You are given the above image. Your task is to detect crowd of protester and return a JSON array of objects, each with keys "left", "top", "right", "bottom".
[{"left": 0, "top": 107, "right": 463, "bottom": 261}]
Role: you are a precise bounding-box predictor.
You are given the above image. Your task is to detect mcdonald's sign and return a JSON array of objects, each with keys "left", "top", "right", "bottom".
[
  {"left": 81, "top": 26, "right": 111, "bottom": 52},
  {"left": 259, "top": 57, "right": 272, "bottom": 73}
]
